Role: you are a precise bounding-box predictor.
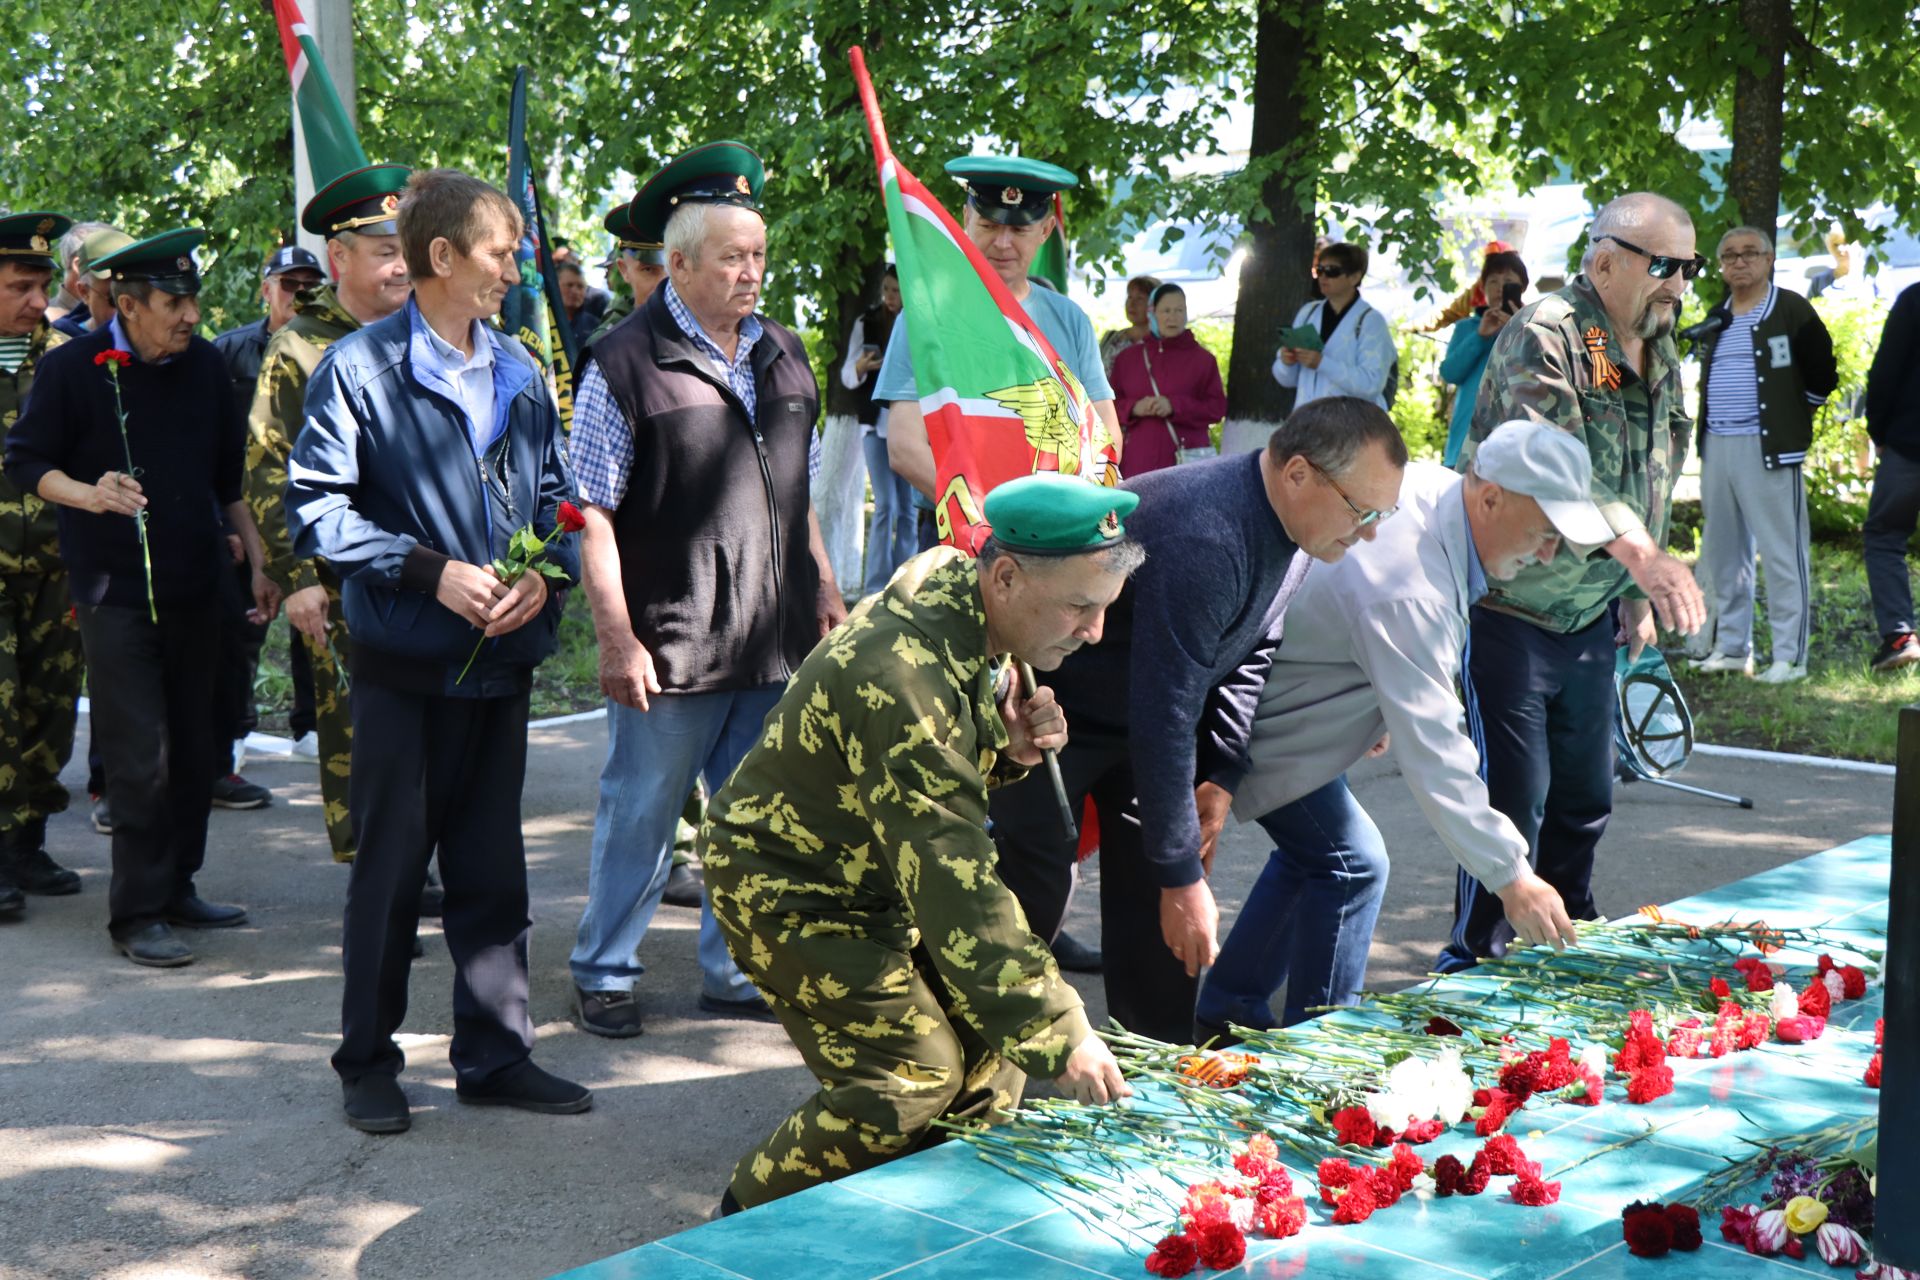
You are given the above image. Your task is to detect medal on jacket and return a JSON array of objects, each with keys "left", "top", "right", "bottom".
[{"left": 1584, "top": 326, "right": 1622, "bottom": 391}]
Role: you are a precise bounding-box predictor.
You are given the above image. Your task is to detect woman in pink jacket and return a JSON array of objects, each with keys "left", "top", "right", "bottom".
[{"left": 1111, "top": 283, "right": 1227, "bottom": 477}]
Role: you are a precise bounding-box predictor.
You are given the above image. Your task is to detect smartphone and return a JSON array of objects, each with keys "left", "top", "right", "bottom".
[
  {"left": 1501, "top": 282, "right": 1525, "bottom": 312},
  {"left": 860, "top": 344, "right": 880, "bottom": 359}
]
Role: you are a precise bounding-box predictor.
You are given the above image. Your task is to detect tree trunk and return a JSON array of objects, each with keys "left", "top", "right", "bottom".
[
  {"left": 1225, "top": 0, "right": 1321, "bottom": 441},
  {"left": 1726, "top": 0, "right": 1791, "bottom": 234}
]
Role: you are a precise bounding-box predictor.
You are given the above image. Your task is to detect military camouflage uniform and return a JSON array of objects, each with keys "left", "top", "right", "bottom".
[
  {"left": 0, "top": 321, "right": 81, "bottom": 839},
  {"left": 1460, "top": 272, "right": 1692, "bottom": 631},
  {"left": 584, "top": 289, "right": 632, "bottom": 350},
  {"left": 245, "top": 285, "right": 359, "bottom": 860},
  {"left": 703, "top": 546, "right": 1091, "bottom": 1208}
]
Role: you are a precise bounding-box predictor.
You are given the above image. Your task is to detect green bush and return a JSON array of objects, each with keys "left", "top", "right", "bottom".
[
  {"left": 1391, "top": 325, "right": 1449, "bottom": 461},
  {"left": 1804, "top": 296, "right": 1888, "bottom": 538}
]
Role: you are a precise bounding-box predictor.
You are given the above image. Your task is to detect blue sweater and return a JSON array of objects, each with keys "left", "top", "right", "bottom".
[
  {"left": 1439, "top": 314, "right": 1497, "bottom": 468},
  {"left": 1043, "top": 450, "right": 1310, "bottom": 888}
]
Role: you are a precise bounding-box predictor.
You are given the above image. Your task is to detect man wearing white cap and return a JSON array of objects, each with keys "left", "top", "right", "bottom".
[{"left": 1195, "top": 420, "right": 1594, "bottom": 1034}]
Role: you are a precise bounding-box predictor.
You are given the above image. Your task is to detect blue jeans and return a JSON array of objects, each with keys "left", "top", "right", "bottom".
[
  {"left": 570, "top": 687, "right": 783, "bottom": 998},
  {"left": 1195, "top": 776, "right": 1388, "bottom": 1030},
  {"left": 861, "top": 431, "right": 918, "bottom": 597}
]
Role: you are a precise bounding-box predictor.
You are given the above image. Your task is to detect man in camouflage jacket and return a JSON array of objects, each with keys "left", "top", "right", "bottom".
[
  {"left": 703, "top": 475, "right": 1136, "bottom": 1212},
  {"left": 245, "top": 196, "right": 410, "bottom": 861},
  {"left": 0, "top": 211, "right": 83, "bottom": 913},
  {"left": 1439, "top": 193, "right": 1707, "bottom": 972}
]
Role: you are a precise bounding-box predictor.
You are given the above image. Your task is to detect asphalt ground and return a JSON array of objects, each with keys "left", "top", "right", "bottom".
[{"left": 0, "top": 716, "right": 1894, "bottom": 1279}]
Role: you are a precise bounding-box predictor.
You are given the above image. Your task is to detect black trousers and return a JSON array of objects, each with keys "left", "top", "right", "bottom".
[
  {"left": 75, "top": 600, "right": 221, "bottom": 936},
  {"left": 988, "top": 728, "right": 1197, "bottom": 1043},
  {"left": 1438, "top": 605, "right": 1616, "bottom": 972},
  {"left": 211, "top": 561, "right": 267, "bottom": 774},
  {"left": 332, "top": 680, "right": 534, "bottom": 1086},
  {"left": 287, "top": 626, "right": 317, "bottom": 739}
]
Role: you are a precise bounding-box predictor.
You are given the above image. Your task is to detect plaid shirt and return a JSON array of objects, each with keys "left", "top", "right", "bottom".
[{"left": 571, "top": 283, "right": 818, "bottom": 509}]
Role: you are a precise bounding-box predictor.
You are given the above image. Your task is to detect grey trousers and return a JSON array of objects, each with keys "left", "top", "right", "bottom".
[
  {"left": 1864, "top": 447, "right": 1920, "bottom": 637},
  {"left": 1698, "top": 433, "right": 1812, "bottom": 666}
]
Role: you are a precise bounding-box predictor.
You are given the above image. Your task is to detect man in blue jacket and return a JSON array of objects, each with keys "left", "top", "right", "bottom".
[{"left": 287, "top": 169, "right": 586, "bottom": 1134}]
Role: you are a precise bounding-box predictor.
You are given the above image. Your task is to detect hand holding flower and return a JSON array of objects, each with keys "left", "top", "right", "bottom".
[{"left": 88, "top": 469, "right": 146, "bottom": 517}]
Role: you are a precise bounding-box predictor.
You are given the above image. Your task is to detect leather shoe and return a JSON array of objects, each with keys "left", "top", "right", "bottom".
[
  {"left": 342, "top": 1074, "right": 411, "bottom": 1134},
  {"left": 163, "top": 895, "right": 248, "bottom": 929},
  {"left": 574, "top": 985, "right": 643, "bottom": 1038},
  {"left": 0, "top": 875, "right": 23, "bottom": 917},
  {"left": 661, "top": 861, "right": 706, "bottom": 909},
  {"left": 114, "top": 922, "right": 194, "bottom": 967},
  {"left": 698, "top": 991, "right": 774, "bottom": 1020},
  {"left": 1050, "top": 930, "right": 1103, "bottom": 974},
  {"left": 455, "top": 1060, "right": 592, "bottom": 1114}
]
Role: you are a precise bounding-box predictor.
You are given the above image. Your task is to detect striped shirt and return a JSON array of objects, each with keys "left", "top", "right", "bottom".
[
  {"left": 1704, "top": 286, "right": 1772, "bottom": 436},
  {"left": 0, "top": 333, "right": 30, "bottom": 375}
]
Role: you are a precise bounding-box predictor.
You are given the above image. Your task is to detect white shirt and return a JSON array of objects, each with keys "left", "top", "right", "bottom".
[{"left": 418, "top": 315, "right": 496, "bottom": 449}]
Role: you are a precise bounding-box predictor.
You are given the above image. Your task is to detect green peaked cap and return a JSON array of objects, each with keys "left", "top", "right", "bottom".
[
  {"left": 92, "top": 228, "right": 207, "bottom": 296},
  {"left": 302, "top": 163, "right": 411, "bottom": 237},
  {"left": 983, "top": 474, "right": 1138, "bottom": 556},
  {"left": 946, "top": 155, "right": 1077, "bottom": 227},
  {"left": 0, "top": 211, "right": 72, "bottom": 270},
  {"left": 627, "top": 141, "right": 765, "bottom": 245}
]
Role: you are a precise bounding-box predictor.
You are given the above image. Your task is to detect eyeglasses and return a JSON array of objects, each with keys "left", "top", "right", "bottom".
[
  {"left": 1309, "top": 460, "right": 1396, "bottom": 528},
  {"left": 1313, "top": 265, "right": 1350, "bottom": 279},
  {"left": 1718, "top": 250, "right": 1770, "bottom": 265},
  {"left": 1596, "top": 234, "right": 1707, "bottom": 280}
]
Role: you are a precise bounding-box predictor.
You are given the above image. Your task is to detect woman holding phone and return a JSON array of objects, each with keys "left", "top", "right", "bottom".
[{"left": 1439, "top": 251, "right": 1530, "bottom": 466}]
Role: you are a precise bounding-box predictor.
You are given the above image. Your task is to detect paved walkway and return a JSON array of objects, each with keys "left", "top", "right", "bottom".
[{"left": 0, "top": 715, "right": 1895, "bottom": 1280}]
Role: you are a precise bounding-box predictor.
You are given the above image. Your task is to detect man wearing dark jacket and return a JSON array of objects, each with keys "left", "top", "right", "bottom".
[
  {"left": 287, "top": 169, "right": 585, "bottom": 1133},
  {"left": 1690, "top": 227, "right": 1837, "bottom": 683},
  {"left": 1864, "top": 281, "right": 1920, "bottom": 671},
  {"left": 564, "top": 142, "right": 842, "bottom": 1038}
]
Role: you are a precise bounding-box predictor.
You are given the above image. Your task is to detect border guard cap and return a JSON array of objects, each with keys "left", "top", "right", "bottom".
[
  {"left": 92, "top": 228, "right": 207, "bottom": 297},
  {"left": 628, "top": 142, "right": 765, "bottom": 246},
  {"left": 946, "top": 156, "right": 1076, "bottom": 228},
  {"left": 301, "top": 163, "right": 412, "bottom": 238},
  {"left": 0, "top": 212, "right": 73, "bottom": 271}
]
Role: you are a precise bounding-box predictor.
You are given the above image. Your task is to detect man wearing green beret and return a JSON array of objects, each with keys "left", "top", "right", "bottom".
[
  {"left": 703, "top": 473, "right": 1138, "bottom": 1211},
  {"left": 0, "top": 211, "right": 83, "bottom": 917},
  {"left": 878, "top": 156, "right": 1120, "bottom": 496},
  {"left": 245, "top": 163, "right": 412, "bottom": 865}
]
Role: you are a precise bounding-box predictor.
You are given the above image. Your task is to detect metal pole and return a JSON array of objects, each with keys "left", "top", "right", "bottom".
[
  {"left": 292, "top": 0, "right": 356, "bottom": 261},
  {"left": 1876, "top": 704, "right": 1920, "bottom": 1268}
]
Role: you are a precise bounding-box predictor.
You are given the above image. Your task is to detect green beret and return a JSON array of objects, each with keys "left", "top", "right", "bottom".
[
  {"left": 92, "top": 228, "right": 206, "bottom": 296},
  {"left": 0, "top": 211, "right": 72, "bottom": 271},
  {"left": 946, "top": 155, "right": 1077, "bottom": 228},
  {"left": 983, "top": 474, "right": 1138, "bottom": 556}
]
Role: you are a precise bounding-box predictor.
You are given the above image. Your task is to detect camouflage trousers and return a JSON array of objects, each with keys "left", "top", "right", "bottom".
[
  {"left": 0, "top": 572, "right": 83, "bottom": 834},
  {"left": 304, "top": 589, "right": 355, "bottom": 861},
  {"left": 723, "top": 931, "right": 1026, "bottom": 1209}
]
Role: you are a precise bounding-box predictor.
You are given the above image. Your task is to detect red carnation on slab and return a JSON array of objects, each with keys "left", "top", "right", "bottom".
[
  {"left": 1478, "top": 1134, "right": 1526, "bottom": 1175},
  {"left": 1145, "top": 1232, "right": 1198, "bottom": 1277},
  {"left": 1797, "top": 977, "right": 1832, "bottom": 1019},
  {"left": 1330, "top": 1182, "right": 1379, "bottom": 1225},
  {"left": 1387, "top": 1144, "right": 1425, "bottom": 1193},
  {"left": 1666, "top": 1204, "right": 1703, "bottom": 1251},
  {"left": 1425, "top": 1016, "right": 1464, "bottom": 1036},
  {"left": 1252, "top": 1196, "right": 1306, "bottom": 1239},
  {"left": 1709, "top": 976, "right": 1732, "bottom": 998},
  {"left": 1331, "top": 1106, "right": 1379, "bottom": 1148},
  {"left": 1841, "top": 966, "right": 1868, "bottom": 999},
  {"left": 1432, "top": 1154, "right": 1468, "bottom": 1196},
  {"left": 1398, "top": 1118, "right": 1446, "bottom": 1144},
  {"left": 1193, "top": 1221, "right": 1246, "bottom": 1270},
  {"left": 1626, "top": 1064, "right": 1675, "bottom": 1104},
  {"left": 1510, "top": 1173, "right": 1561, "bottom": 1206},
  {"left": 1866, "top": 1052, "right": 1883, "bottom": 1088},
  {"left": 1623, "top": 1203, "right": 1674, "bottom": 1257}
]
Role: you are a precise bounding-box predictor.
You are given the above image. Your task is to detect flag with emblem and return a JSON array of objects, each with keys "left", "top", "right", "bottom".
[
  {"left": 500, "top": 65, "right": 576, "bottom": 430},
  {"left": 849, "top": 48, "right": 1117, "bottom": 553},
  {"left": 272, "top": 0, "right": 368, "bottom": 185}
]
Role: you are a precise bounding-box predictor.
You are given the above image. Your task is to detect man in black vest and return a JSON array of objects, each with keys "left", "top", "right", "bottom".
[{"left": 565, "top": 142, "right": 841, "bottom": 1038}]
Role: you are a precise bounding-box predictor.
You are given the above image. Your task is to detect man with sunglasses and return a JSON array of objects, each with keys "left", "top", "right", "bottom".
[{"left": 1437, "top": 192, "right": 1706, "bottom": 974}]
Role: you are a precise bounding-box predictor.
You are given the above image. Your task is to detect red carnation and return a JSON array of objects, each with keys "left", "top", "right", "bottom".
[
  {"left": 1194, "top": 1221, "right": 1246, "bottom": 1270},
  {"left": 1775, "top": 1015, "right": 1825, "bottom": 1044},
  {"left": 1498, "top": 1055, "right": 1542, "bottom": 1101},
  {"left": 1473, "top": 1088, "right": 1517, "bottom": 1136},
  {"left": 1432, "top": 1154, "right": 1467, "bottom": 1196},
  {"left": 1626, "top": 1065, "right": 1674, "bottom": 1104},
  {"left": 1709, "top": 976, "right": 1732, "bottom": 998},
  {"left": 1330, "top": 1183, "right": 1379, "bottom": 1225},
  {"left": 1817, "top": 953, "right": 1836, "bottom": 975},
  {"left": 1667, "top": 1026, "right": 1702, "bottom": 1059},
  {"left": 1233, "top": 1149, "right": 1278, "bottom": 1181},
  {"left": 1877, "top": 1017, "right": 1886, "bottom": 1046},
  {"left": 1510, "top": 1173, "right": 1561, "bottom": 1206},
  {"left": 556, "top": 500, "right": 588, "bottom": 533},
  {"left": 1145, "top": 1232, "right": 1199, "bottom": 1277},
  {"left": 1252, "top": 1196, "right": 1306, "bottom": 1239},
  {"left": 1387, "top": 1143, "right": 1425, "bottom": 1192},
  {"left": 1842, "top": 966, "right": 1868, "bottom": 999},
  {"left": 1464, "top": 1152, "right": 1493, "bottom": 1195},
  {"left": 1317, "top": 1158, "right": 1358, "bottom": 1205},
  {"left": 1425, "top": 1016, "right": 1464, "bottom": 1036},
  {"left": 1478, "top": 1134, "right": 1526, "bottom": 1175},
  {"left": 1364, "top": 1166, "right": 1404, "bottom": 1208},
  {"left": 1866, "top": 1052, "right": 1883, "bottom": 1088},
  {"left": 94, "top": 348, "right": 132, "bottom": 367},
  {"left": 1398, "top": 1118, "right": 1445, "bottom": 1144},
  {"left": 1745, "top": 965, "right": 1775, "bottom": 993},
  {"left": 1182, "top": 1182, "right": 1233, "bottom": 1230},
  {"left": 1797, "top": 978, "right": 1832, "bottom": 1019},
  {"left": 1561, "top": 1067, "right": 1604, "bottom": 1106},
  {"left": 1331, "top": 1106, "right": 1379, "bottom": 1148},
  {"left": 1245, "top": 1133, "right": 1279, "bottom": 1161},
  {"left": 1719, "top": 1205, "right": 1756, "bottom": 1246},
  {"left": 1254, "top": 1167, "right": 1295, "bottom": 1203},
  {"left": 1666, "top": 1204, "right": 1703, "bottom": 1251},
  {"left": 1623, "top": 1204, "right": 1674, "bottom": 1257},
  {"left": 1738, "top": 1013, "right": 1771, "bottom": 1050}
]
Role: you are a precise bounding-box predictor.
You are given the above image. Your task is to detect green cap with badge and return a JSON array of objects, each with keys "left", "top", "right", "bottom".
[
  {"left": 0, "top": 211, "right": 73, "bottom": 271},
  {"left": 983, "top": 474, "right": 1138, "bottom": 556},
  {"left": 946, "top": 155, "right": 1076, "bottom": 228},
  {"left": 301, "top": 162, "right": 412, "bottom": 238},
  {"left": 92, "top": 228, "right": 207, "bottom": 296},
  {"left": 627, "top": 141, "right": 765, "bottom": 247},
  {"left": 600, "top": 198, "right": 667, "bottom": 267}
]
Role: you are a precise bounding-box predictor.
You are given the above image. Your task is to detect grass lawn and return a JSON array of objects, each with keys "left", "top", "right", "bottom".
[{"left": 1670, "top": 538, "right": 1920, "bottom": 764}]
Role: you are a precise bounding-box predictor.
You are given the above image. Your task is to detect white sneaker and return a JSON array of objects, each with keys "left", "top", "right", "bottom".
[
  {"left": 1693, "top": 651, "right": 1754, "bottom": 676},
  {"left": 1756, "top": 660, "right": 1808, "bottom": 684},
  {"left": 291, "top": 732, "right": 321, "bottom": 760}
]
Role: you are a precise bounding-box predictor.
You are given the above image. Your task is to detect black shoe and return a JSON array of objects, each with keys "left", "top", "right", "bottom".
[
  {"left": 1050, "top": 930, "right": 1103, "bottom": 974},
  {"left": 574, "top": 985, "right": 643, "bottom": 1038},
  {"left": 698, "top": 991, "right": 774, "bottom": 1020},
  {"left": 342, "top": 1074, "right": 411, "bottom": 1134},
  {"left": 711, "top": 1187, "right": 744, "bottom": 1221},
  {"left": 163, "top": 895, "right": 248, "bottom": 929},
  {"left": 1872, "top": 632, "right": 1920, "bottom": 673},
  {"left": 661, "top": 861, "right": 706, "bottom": 909},
  {"left": 418, "top": 868, "right": 444, "bottom": 919},
  {"left": 114, "top": 922, "right": 194, "bottom": 967},
  {"left": 6, "top": 845, "right": 81, "bottom": 896},
  {"left": 211, "top": 773, "right": 272, "bottom": 810},
  {"left": 455, "top": 1060, "right": 592, "bottom": 1114},
  {"left": 90, "top": 795, "right": 113, "bottom": 835},
  {"left": 0, "top": 874, "right": 22, "bottom": 917}
]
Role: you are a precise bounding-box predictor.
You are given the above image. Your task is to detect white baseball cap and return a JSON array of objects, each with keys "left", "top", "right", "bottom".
[{"left": 1471, "top": 419, "right": 1614, "bottom": 548}]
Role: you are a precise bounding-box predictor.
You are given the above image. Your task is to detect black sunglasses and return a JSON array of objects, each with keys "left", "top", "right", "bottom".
[
  {"left": 1313, "top": 265, "right": 1351, "bottom": 279},
  {"left": 1596, "top": 234, "right": 1706, "bottom": 281}
]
